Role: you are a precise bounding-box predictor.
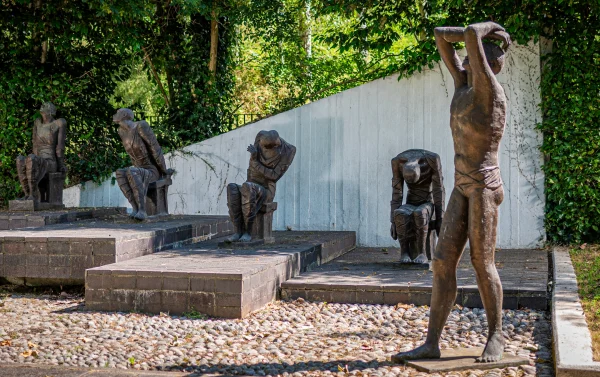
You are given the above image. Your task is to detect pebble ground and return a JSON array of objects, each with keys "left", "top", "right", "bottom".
[{"left": 0, "top": 293, "right": 553, "bottom": 376}]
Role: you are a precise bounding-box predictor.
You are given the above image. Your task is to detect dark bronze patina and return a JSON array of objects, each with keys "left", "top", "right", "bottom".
[
  {"left": 392, "top": 21, "right": 511, "bottom": 364},
  {"left": 15, "top": 102, "right": 67, "bottom": 206},
  {"left": 390, "top": 149, "right": 445, "bottom": 264},
  {"left": 227, "top": 130, "right": 296, "bottom": 243},
  {"left": 113, "top": 108, "right": 171, "bottom": 221}
]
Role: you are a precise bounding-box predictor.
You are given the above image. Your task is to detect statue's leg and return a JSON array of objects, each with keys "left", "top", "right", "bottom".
[
  {"left": 394, "top": 205, "right": 415, "bottom": 263},
  {"left": 392, "top": 188, "right": 468, "bottom": 363},
  {"left": 226, "top": 183, "right": 244, "bottom": 242},
  {"left": 126, "top": 168, "right": 150, "bottom": 221},
  {"left": 116, "top": 168, "right": 138, "bottom": 216},
  {"left": 412, "top": 203, "right": 433, "bottom": 264},
  {"left": 240, "top": 182, "right": 265, "bottom": 242},
  {"left": 468, "top": 186, "right": 505, "bottom": 363},
  {"left": 15, "top": 156, "right": 29, "bottom": 198},
  {"left": 25, "top": 154, "right": 46, "bottom": 202}
]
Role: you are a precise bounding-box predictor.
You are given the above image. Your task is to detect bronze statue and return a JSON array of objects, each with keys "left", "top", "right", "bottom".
[
  {"left": 15, "top": 102, "right": 67, "bottom": 204},
  {"left": 227, "top": 130, "right": 296, "bottom": 242},
  {"left": 392, "top": 22, "right": 511, "bottom": 364},
  {"left": 113, "top": 108, "right": 170, "bottom": 221},
  {"left": 390, "top": 149, "right": 445, "bottom": 264}
]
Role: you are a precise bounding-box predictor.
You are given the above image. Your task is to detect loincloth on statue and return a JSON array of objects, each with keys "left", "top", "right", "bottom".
[{"left": 454, "top": 166, "right": 503, "bottom": 197}]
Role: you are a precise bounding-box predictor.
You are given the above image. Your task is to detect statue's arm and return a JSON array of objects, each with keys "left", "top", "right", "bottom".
[
  {"left": 138, "top": 121, "right": 168, "bottom": 175},
  {"left": 463, "top": 22, "right": 506, "bottom": 93},
  {"left": 427, "top": 152, "right": 445, "bottom": 222},
  {"left": 434, "top": 27, "right": 467, "bottom": 88},
  {"left": 249, "top": 156, "right": 286, "bottom": 181},
  {"left": 56, "top": 118, "right": 67, "bottom": 158},
  {"left": 390, "top": 156, "right": 405, "bottom": 222},
  {"left": 32, "top": 118, "right": 40, "bottom": 155}
]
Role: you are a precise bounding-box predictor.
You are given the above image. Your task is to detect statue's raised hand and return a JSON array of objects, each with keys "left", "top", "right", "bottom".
[
  {"left": 486, "top": 30, "right": 512, "bottom": 51},
  {"left": 247, "top": 144, "right": 258, "bottom": 156}
]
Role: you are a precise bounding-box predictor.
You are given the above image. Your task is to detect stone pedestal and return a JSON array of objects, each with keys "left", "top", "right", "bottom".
[
  {"left": 403, "top": 347, "right": 529, "bottom": 372},
  {"left": 8, "top": 199, "right": 64, "bottom": 212}
]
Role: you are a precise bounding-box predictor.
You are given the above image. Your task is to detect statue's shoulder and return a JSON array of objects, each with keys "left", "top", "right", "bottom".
[
  {"left": 56, "top": 118, "right": 67, "bottom": 127},
  {"left": 135, "top": 120, "right": 152, "bottom": 132}
]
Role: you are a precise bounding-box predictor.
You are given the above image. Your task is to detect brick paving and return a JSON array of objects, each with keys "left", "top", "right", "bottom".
[
  {"left": 0, "top": 215, "right": 232, "bottom": 284},
  {"left": 85, "top": 231, "right": 356, "bottom": 318},
  {"left": 281, "top": 247, "right": 549, "bottom": 309}
]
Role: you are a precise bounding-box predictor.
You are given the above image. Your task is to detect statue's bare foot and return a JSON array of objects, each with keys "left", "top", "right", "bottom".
[
  {"left": 227, "top": 233, "right": 243, "bottom": 242},
  {"left": 391, "top": 343, "right": 441, "bottom": 364},
  {"left": 129, "top": 211, "right": 138, "bottom": 218},
  {"left": 413, "top": 254, "right": 429, "bottom": 264},
  {"left": 399, "top": 253, "right": 412, "bottom": 264},
  {"left": 239, "top": 233, "right": 252, "bottom": 242},
  {"left": 134, "top": 210, "right": 148, "bottom": 221},
  {"left": 476, "top": 332, "right": 504, "bottom": 363}
]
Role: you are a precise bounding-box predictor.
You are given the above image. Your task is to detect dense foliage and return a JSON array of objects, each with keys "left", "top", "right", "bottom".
[{"left": 0, "top": 0, "right": 236, "bottom": 206}]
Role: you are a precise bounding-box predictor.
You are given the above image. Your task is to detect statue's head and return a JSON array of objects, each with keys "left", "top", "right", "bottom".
[
  {"left": 113, "top": 108, "right": 134, "bottom": 123},
  {"left": 403, "top": 160, "right": 421, "bottom": 184},
  {"left": 40, "top": 102, "right": 56, "bottom": 116},
  {"left": 463, "top": 42, "right": 506, "bottom": 75},
  {"left": 256, "top": 130, "right": 282, "bottom": 160}
]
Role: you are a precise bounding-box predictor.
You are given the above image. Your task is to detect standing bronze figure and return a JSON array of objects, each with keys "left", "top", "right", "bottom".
[
  {"left": 15, "top": 102, "right": 67, "bottom": 204},
  {"left": 390, "top": 149, "right": 445, "bottom": 264},
  {"left": 113, "top": 108, "right": 170, "bottom": 221},
  {"left": 227, "top": 130, "right": 296, "bottom": 243},
  {"left": 392, "top": 22, "right": 511, "bottom": 363}
]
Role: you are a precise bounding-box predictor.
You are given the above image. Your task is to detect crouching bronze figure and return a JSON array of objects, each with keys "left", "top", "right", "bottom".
[{"left": 226, "top": 130, "right": 296, "bottom": 243}]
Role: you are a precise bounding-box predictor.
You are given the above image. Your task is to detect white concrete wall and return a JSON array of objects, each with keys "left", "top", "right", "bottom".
[{"left": 65, "top": 42, "right": 545, "bottom": 248}]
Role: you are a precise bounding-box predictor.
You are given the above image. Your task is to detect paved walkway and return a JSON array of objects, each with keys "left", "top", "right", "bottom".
[{"left": 282, "top": 248, "right": 549, "bottom": 309}]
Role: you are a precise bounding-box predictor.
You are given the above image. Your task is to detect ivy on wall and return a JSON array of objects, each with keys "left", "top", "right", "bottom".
[{"left": 315, "top": 0, "right": 600, "bottom": 243}]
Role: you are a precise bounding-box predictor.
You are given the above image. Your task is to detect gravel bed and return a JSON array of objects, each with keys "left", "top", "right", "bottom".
[{"left": 0, "top": 294, "right": 553, "bottom": 376}]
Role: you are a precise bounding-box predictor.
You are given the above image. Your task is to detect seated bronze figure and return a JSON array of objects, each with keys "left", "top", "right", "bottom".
[
  {"left": 390, "top": 149, "right": 445, "bottom": 264},
  {"left": 15, "top": 102, "right": 67, "bottom": 206},
  {"left": 227, "top": 130, "right": 296, "bottom": 243},
  {"left": 113, "top": 108, "right": 171, "bottom": 221}
]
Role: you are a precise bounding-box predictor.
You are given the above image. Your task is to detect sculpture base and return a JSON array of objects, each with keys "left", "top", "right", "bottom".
[
  {"left": 392, "top": 261, "right": 431, "bottom": 270},
  {"left": 8, "top": 199, "right": 64, "bottom": 212},
  {"left": 218, "top": 237, "right": 276, "bottom": 248},
  {"left": 402, "top": 347, "right": 530, "bottom": 373}
]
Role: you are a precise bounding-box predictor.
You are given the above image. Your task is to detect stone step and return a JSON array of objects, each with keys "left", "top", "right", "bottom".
[
  {"left": 0, "top": 207, "right": 125, "bottom": 230},
  {"left": 281, "top": 248, "right": 549, "bottom": 310},
  {"left": 0, "top": 215, "right": 232, "bottom": 285},
  {"left": 85, "top": 231, "right": 356, "bottom": 318}
]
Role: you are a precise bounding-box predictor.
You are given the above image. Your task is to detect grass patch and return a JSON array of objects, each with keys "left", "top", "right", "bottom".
[
  {"left": 570, "top": 245, "right": 600, "bottom": 360},
  {"left": 182, "top": 307, "right": 208, "bottom": 320}
]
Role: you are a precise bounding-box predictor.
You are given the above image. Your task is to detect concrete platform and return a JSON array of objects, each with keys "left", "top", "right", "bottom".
[
  {"left": 552, "top": 247, "right": 600, "bottom": 377},
  {"left": 0, "top": 215, "right": 232, "bottom": 284},
  {"left": 0, "top": 207, "right": 125, "bottom": 230},
  {"left": 85, "top": 231, "right": 356, "bottom": 318},
  {"left": 281, "top": 247, "right": 549, "bottom": 309}
]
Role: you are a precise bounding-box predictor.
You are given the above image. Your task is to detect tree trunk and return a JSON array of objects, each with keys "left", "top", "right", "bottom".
[{"left": 208, "top": 2, "right": 219, "bottom": 81}]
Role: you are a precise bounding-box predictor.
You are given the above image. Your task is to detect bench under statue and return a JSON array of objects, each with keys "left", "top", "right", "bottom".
[
  {"left": 146, "top": 171, "right": 173, "bottom": 216},
  {"left": 224, "top": 130, "right": 296, "bottom": 245}
]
